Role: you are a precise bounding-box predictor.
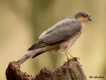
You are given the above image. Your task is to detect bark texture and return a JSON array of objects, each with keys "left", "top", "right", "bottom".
[{"left": 5, "top": 58, "right": 87, "bottom": 80}]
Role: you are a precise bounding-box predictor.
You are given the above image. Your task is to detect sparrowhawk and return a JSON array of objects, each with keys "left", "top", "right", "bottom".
[{"left": 17, "top": 11, "right": 91, "bottom": 65}]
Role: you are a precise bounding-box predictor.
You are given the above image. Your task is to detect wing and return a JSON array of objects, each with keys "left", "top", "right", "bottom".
[{"left": 39, "top": 18, "right": 82, "bottom": 45}]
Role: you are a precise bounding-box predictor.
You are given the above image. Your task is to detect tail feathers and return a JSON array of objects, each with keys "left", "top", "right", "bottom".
[
  {"left": 28, "top": 39, "right": 47, "bottom": 50},
  {"left": 32, "top": 50, "right": 46, "bottom": 58},
  {"left": 17, "top": 48, "right": 42, "bottom": 65}
]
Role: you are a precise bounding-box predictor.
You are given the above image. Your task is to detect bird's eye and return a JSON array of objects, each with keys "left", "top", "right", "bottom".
[{"left": 83, "top": 14, "right": 88, "bottom": 18}]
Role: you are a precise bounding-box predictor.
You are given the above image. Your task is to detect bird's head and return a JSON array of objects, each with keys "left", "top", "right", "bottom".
[{"left": 74, "top": 12, "right": 91, "bottom": 23}]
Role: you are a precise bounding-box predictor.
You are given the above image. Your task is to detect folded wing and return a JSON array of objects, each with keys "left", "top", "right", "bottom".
[{"left": 39, "top": 19, "right": 82, "bottom": 45}]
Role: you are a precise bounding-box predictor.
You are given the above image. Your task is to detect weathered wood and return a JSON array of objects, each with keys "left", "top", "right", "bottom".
[{"left": 5, "top": 58, "right": 86, "bottom": 80}]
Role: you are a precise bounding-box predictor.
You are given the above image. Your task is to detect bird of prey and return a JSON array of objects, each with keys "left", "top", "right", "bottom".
[{"left": 17, "top": 11, "right": 91, "bottom": 65}]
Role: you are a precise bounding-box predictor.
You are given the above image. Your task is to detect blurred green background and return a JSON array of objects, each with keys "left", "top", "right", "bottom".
[{"left": 0, "top": 0, "right": 106, "bottom": 80}]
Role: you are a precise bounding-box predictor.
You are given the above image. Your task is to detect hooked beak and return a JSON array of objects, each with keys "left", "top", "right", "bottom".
[{"left": 88, "top": 16, "right": 92, "bottom": 21}]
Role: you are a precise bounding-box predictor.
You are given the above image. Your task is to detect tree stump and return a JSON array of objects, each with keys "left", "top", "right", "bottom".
[{"left": 5, "top": 58, "right": 87, "bottom": 80}]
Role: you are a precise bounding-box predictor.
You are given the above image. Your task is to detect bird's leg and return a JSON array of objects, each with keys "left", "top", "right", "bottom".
[
  {"left": 65, "top": 51, "right": 70, "bottom": 60},
  {"left": 66, "top": 50, "right": 73, "bottom": 58},
  {"left": 66, "top": 50, "right": 80, "bottom": 59}
]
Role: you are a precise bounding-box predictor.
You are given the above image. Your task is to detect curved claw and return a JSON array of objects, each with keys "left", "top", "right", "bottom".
[{"left": 72, "top": 57, "right": 80, "bottom": 60}]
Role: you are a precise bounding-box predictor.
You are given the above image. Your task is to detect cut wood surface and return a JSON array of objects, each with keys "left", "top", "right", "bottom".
[{"left": 5, "top": 58, "right": 87, "bottom": 80}]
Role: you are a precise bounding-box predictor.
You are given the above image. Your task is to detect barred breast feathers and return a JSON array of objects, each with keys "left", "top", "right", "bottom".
[{"left": 59, "top": 32, "right": 81, "bottom": 51}]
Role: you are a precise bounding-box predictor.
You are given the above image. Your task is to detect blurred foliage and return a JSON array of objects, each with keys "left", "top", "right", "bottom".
[
  {"left": 0, "top": 0, "right": 106, "bottom": 80},
  {"left": 30, "top": 0, "right": 54, "bottom": 40}
]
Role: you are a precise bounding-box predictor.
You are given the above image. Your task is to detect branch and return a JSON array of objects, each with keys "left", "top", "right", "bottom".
[{"left": 5, "top": 58, "right": 87, "bottom": 80}]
